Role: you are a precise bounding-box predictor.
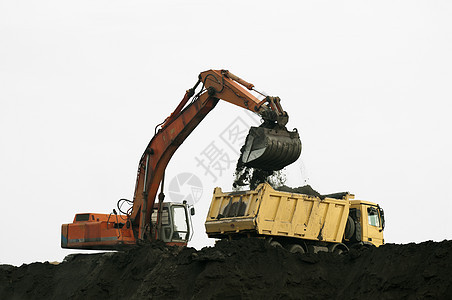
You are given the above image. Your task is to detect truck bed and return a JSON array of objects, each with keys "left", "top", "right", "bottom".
[{"left": 205, "top": 183, "right": 351, "bottom": 243}]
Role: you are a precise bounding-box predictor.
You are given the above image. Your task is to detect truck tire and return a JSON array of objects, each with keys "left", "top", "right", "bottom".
[
  {"left": 334, "top": 248, "right": 343, "bottom": 255},
  {"left": 329, "top": 243, "right": 349, "bottom": 255},
  {"left": 344, "top": 216, "right": 355, "bottom": 240},
  {"left": 270, "top": 240, "right": 283, "bottom": 249},
  {"left": 288, "top": 244, "right": 305, "bottom": 254}
]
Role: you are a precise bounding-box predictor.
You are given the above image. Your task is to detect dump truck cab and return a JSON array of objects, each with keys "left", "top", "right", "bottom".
[{"left": 350, "top": 200, "right": 385, "bottom": 247}]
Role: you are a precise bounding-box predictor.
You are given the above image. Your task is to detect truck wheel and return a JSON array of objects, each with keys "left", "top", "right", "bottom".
[
  {"left": 329, "top": 243, "right": 349, "bottom": 255},
  {"left": 333, "top": 247, "right": 344, "bottom": 255},
  {"left": 288, "top": 244, "right": 305, "bottom": 254},
  {"left": 270, "top": 240, "right": 283, "bottom": 249}
]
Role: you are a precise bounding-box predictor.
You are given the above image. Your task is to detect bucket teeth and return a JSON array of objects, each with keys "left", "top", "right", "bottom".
[{"left": 241, "top": 127, "right": 302, "bottom": 171}]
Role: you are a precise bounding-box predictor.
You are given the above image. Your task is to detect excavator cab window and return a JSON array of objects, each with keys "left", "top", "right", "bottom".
[
  {"left": 151, "top": 207, "right": 172, "bottom": 241},
  {"left": 161, "top": 208, "right": 170, "bottom": 226},
  {"left": 367, "top": 207, "right": 380, "bottom": 227},
  {"left": 151, "top": 207, "right": 170, "bottom": 225},
  {"left": 171, "top": 205, "right": 189, "bottom": 241}
]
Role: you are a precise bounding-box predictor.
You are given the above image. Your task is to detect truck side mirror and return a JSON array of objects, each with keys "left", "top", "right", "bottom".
[
  {"left": 377, "top": 205, "right": 385, "bottom": 232},
  {"left": 190, "top": 207, "right": 195, "bottom": 216}
]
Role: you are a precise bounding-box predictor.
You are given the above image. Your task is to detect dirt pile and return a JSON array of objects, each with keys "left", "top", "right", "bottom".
[
  {"left": 1, "top": 239, "right": 452, "bottom": 299},
  {"left": 276, "top": 185, "right": 323, "bottom": 198}
]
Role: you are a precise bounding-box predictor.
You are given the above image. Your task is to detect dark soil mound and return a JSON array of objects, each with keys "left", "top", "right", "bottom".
[
  {"left": 276, "top": 185, "right": 323, "bottom": 198},
  {"left": 1, "top": 239, "right": 452, "bottom": 299}
]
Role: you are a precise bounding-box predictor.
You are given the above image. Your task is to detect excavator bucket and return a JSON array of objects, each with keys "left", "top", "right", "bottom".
[{"left": 241, "top": 126, "right": 302, "bottom": 171}]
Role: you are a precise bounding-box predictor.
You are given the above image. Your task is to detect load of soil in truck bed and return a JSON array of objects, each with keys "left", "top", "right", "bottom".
[{"left": 1, "top": 238, "right": 451, "bottom": 299}]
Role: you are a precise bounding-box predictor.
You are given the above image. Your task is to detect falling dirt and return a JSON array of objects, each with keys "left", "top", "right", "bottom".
[
  {"left": 233, "top": 144, "right": 287, "bottom": 190},
  {"left": 1, "top": 238, "right": 452, "bottom": 299},
  {"left": 233, "top": 161, "right": 282, "bottom": 190},
  {"left": 233, "top": 121, "right": 301, "bottom": 190}
]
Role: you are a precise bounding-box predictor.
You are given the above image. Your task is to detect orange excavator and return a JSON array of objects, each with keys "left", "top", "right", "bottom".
[{"left": 61, "top": 69, "right": 302, "bottom": 250}]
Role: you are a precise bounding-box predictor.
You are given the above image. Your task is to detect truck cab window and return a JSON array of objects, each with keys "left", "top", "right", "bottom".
[{"left": 367, "top": 207, "right": 380, "bottom": 227}]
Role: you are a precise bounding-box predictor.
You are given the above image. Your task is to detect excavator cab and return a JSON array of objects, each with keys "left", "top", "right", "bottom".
[
  {"left": 151, "top": 202, "right": 193, "bottom": 246},
  {"left": 61, "top": 202, "right": 193, "bottom": 250}
]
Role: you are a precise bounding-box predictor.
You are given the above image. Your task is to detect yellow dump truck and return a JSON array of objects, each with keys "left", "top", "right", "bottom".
[{"left": 205, "top": 183, "right": 385, "bottom": 254}]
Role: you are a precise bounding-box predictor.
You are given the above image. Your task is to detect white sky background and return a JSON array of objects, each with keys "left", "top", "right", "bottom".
[{"left": 1, "top": 1, "right": 451, "bottom": 266}]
